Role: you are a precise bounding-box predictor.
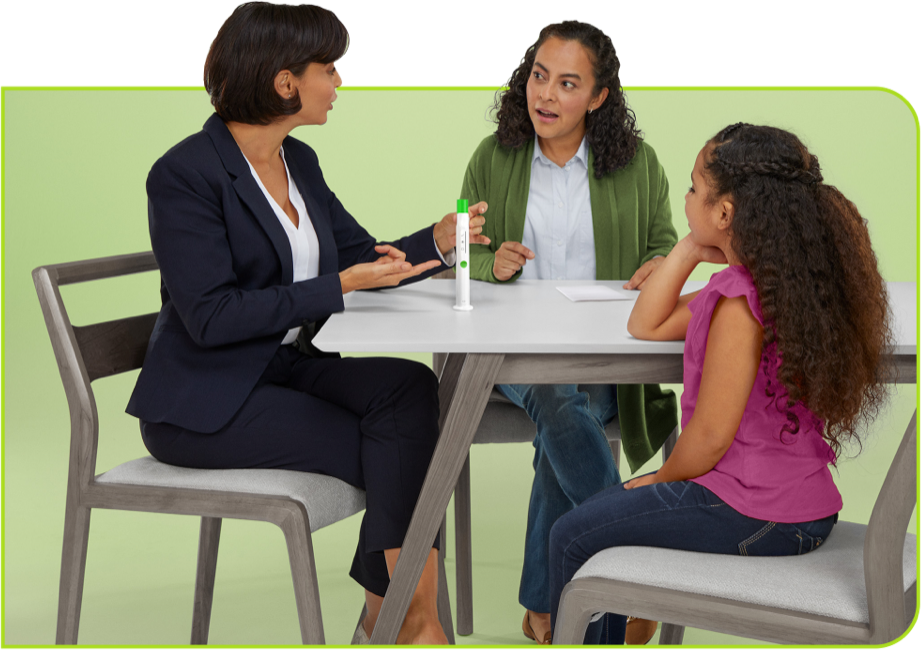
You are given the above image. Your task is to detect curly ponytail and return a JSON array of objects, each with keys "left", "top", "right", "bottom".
[{"left": 704, "top": 124, "right": 893, "bottom": 456}]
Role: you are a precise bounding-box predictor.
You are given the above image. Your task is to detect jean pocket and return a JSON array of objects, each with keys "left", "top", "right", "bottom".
[
  {"left": 790, "top": 524, "right": 823, "bottom": 555},
  {"left": 738, "top": 522, "right": 822, "bottom": 556}
]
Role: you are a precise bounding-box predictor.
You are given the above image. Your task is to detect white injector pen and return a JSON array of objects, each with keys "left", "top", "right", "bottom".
[{"left": 453, "top": 199, "right": 473, "bottom": 311}]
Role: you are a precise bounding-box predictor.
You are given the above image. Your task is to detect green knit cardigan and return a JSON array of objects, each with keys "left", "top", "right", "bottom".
[{"left": 460, "top": 135, "right": 679, "bottom": 472}]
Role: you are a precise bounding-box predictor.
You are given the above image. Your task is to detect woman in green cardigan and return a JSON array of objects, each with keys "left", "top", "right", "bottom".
[{"left": 459, "top": 21, "right": 678, "bottom": 645}]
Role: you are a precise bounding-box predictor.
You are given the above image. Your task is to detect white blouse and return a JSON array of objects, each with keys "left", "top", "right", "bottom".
[
  {"left": 243, "top": 146, "right": 320, "bottom": 345},
  {"left": 521, "top": 136, "right": 596, "bottom": 281}
]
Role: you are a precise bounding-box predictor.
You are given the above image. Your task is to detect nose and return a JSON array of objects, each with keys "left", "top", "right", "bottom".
[{"left": 334, "top": 70, "right": 342, "bottom": 88}]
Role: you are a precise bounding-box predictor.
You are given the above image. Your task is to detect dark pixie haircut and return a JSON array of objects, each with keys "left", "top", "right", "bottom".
[
  {"left": 492, "top": 20, "right": 641, "bottom": 179},
  {"left": 705, "top": 123, "right": 892, "bottom": 458},
  {"left": 204, "top": 2, "right": 348, "bottom": 125}
]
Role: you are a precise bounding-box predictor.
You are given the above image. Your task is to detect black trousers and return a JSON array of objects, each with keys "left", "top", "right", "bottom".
[{"left": 140, "top": 345, "right": 441, "bottom": 596}]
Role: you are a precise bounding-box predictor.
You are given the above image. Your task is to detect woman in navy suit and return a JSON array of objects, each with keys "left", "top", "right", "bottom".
[{"left": 126, "top": 3, "right": 487, "bottom": 644}]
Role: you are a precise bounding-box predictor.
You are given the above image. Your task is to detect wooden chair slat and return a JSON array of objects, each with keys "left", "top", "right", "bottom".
[{"left": 73, "top": 313, "right": 158, "bottom": 381}]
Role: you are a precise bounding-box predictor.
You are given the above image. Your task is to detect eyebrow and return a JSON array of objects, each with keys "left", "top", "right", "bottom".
[{"left": 533, "top": 61, "right": 582, "bottom": 81}]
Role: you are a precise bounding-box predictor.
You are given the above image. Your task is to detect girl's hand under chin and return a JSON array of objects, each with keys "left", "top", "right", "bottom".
[{"left": 679, "top": 234, "right": 729, "bottom": 266}]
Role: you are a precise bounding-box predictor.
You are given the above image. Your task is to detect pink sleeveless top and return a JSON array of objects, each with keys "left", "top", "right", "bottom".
[{"left": 686, "top": 266, "right": 842, "bottom": 523}]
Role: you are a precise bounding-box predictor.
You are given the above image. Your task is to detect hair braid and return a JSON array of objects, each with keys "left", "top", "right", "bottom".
[{"left": 703, "top": 123, "right": 893, "bottom": 457}]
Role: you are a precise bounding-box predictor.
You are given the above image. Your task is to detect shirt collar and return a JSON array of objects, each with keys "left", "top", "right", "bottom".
[{"left": 532, "top": 135, "right": 589, "bottom": 170}]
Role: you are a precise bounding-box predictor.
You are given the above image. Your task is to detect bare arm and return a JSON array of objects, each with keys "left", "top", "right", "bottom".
[
  {"left": 626, "top": 294, "right": 763, "bottom": 487},
  {"left": 627, "top": 235, "right": 727, "bottom": 341}
]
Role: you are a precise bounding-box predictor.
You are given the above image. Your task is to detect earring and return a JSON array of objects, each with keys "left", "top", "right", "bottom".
[
  {"left": 588, "top": 108, "right": 594, "bottom": 114},
  {"left": 288, "top": 93, "right": 292, "bottom": 98}
]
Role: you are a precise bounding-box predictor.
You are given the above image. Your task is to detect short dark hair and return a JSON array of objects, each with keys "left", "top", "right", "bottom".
[
  {"left": 492, "top": 21, "right": 641, "bottom": 178},
  {"left": 204, "top": 2, "right": 348, "bottom": 125}
]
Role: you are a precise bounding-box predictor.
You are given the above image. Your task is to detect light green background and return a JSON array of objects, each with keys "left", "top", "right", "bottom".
[{"left": 2, "top": 88, "right": 918, "bottom": 645}]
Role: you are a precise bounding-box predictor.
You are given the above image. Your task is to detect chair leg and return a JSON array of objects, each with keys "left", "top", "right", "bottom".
[
  {"left": 454, "top": 452, "right": 473, "bottom": 635},
  {"left": 191, "top": 517, "right": 222, "bottom": 644},
  {"left": 354, "top": 603, "right": 368, "bottom": 643},
  {"left": 280, "top": 511, "right": 325, "bottom": 644},
  {"left": 659, "top": 622, "right": 686, "bottom": 645},
  {"left": 661, "top": 425, "right": 679, "bottom": 461},
  {"left": 609, "top": 439, "right": 622, "bottom": 473},
  {"left": 553, "top": 581, "right": 595, "bottom": 645},
  {"left": 56, "top": 503, "right": 91, "bottom": 644},
  {"left": 437, "top": 516, "right": 456, "bottom": 644}
]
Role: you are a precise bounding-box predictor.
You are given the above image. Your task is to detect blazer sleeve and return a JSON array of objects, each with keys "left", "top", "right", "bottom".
[{"left": 147, "top": 153, "right": 345, "bottom": 349}]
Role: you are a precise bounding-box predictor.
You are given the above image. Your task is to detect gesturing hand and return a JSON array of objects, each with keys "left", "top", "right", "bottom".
[
  {"left": 339, "top": 245, "right": 441, "bottom": 293},
  {"left": 433, "top": 201, "right": 490, "bottom": 255},
  {"left": 492, "top": 241, "right": 535, "bottom": 282}
]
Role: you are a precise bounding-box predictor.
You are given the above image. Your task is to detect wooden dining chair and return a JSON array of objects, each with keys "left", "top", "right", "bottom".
[
  {"left": 430, "top": 270, "right": 677, "bottom": 635},
  {"left": 554, "top": 411, "right": 918, "bottom": 646},
  {"left": 34, "top": 251, "right": 371, "bottom": 645}
]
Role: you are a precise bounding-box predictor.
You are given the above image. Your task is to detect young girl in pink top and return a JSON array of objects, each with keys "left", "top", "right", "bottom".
[{"left": 548, "top": 123, "right": 893, "bottom": 644}]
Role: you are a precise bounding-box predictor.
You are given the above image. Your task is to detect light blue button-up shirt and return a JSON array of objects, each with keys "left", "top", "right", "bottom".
[{"left": 520, "top": 136, "right": 596, "bottom": 281}]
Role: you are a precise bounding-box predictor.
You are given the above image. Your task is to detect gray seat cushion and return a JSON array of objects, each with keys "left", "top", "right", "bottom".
[
  {"left": 96, "top": 456, "right": 365, "bottom": 532},
  {"left": 571, "top": 521, "right": 916, "bottom": 624}
]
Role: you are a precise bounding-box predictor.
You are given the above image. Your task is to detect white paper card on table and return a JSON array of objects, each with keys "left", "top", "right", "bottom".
[{"left": 556, "top": 286, "right": 631, "bottom": 302}]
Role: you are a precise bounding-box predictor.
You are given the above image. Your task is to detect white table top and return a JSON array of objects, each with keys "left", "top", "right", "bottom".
[
  {"left": 313, "top": 279, "right": 917, "bottom": 356},
  {"left": 322, "top": 276, "right": 916, "bottom": 643}
]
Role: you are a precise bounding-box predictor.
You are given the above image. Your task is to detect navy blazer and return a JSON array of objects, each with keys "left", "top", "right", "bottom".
[{"left": 127, "top": 114, "right": 447, "bottom": 432}]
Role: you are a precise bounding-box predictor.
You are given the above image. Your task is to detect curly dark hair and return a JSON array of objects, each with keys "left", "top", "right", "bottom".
[
  {"left": 491, "top": 21, "right": 641, "bottom": 178},
  {"left": 704, "top": 123, "right": 893, "bottom": 456}
]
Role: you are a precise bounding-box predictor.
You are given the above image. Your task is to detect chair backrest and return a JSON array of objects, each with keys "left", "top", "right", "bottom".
[
  {"left": 864, "top": 410, "right": 917, "bottom": 643},
  {"left": 32, "top": 252, "right": 159, "bottom": 491}
]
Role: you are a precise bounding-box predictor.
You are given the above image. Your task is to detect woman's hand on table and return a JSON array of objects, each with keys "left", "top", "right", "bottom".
[
  {"left": 433, "top": 201, "right": 490, "bottom": 255},
  {"left": 623, "top": 256, "right": 665, "bottom": 291},
  {"left": 339, "top": 246, "right": 442, "bottom": 293},
  {"left": 624, "top": 237, "right": 729, "bottom": 291},
  {"left": 492, "top": 241, "right": 535, "bottom": 281}
]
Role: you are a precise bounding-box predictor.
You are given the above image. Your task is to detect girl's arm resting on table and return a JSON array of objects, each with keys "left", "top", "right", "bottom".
[
  {"left": 627, "top": 237, "right": 704, "bottom": 341},
  {"left": 626, "top": 295, "right": 763, "bottom": 488}
]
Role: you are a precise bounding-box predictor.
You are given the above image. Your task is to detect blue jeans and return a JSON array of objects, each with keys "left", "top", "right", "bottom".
[
  {"left": 548, "top": 479, "right": 838, "bottom": 644},
  {"left": 497, "top": 383, "right": 620, "bottom": 613}
]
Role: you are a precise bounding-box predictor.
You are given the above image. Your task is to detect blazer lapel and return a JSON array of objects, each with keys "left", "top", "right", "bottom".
[
  {"left": 203, "top": 114, "right": 294, "bottom": 285},
  {"left": 283, "top": 150, "right": 339, "bottom": 276}
]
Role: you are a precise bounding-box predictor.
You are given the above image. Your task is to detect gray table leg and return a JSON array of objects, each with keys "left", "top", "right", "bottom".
[{"left": 370, "top": 352, "right": 504, "bottom": 644}]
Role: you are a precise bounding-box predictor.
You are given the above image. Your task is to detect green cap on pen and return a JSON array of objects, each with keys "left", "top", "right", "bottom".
[{"left": 457, "top": 199, "right": 469, "bottom": 213}]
